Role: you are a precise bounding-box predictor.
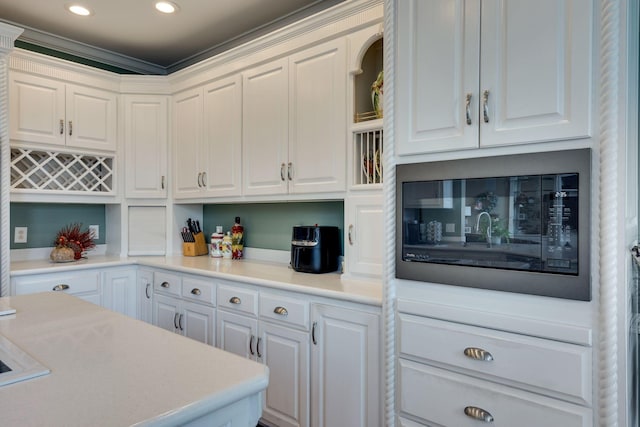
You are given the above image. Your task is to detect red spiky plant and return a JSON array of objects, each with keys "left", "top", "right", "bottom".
[{"left": 54, "top": 223, "right": 96, "bottom": 260}]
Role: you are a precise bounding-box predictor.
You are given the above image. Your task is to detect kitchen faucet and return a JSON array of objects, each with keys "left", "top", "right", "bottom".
[{"left": 476, "top": 211, "right": 492, "bottom": 247}]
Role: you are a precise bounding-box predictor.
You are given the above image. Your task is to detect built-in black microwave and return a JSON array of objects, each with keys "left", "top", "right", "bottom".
[{"left": 396, "top": 149, "right": 591, "bottom": 301}]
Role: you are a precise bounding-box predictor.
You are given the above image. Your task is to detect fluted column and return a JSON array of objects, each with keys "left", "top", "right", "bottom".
[{"left": 0, "top": 23, "right": 23, "bottom": 297}]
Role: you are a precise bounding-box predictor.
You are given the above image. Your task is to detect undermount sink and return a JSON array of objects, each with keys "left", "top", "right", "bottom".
[{"left": 0, "top": 334, "right": 49, "bottom": 387}]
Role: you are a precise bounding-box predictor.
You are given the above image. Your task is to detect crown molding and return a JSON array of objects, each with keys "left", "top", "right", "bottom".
[{"left": 0, "top": 22, "right": 23, "bottom": 55}]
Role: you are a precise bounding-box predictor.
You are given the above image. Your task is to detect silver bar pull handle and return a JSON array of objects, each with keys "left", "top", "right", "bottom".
[
  {"left": 465, "top": 93, "right": 473, "bottom": 125},
  {"left": 161, "top": 175, "right": 165, "bottom": 190},
  {"left": 197, "top": 172, "right": 203, "bottom": 188},
  {"left": 60, "top": 119, "right": 64, "bottom": 135},
  {"left": 464, "top": 347, "right": 494, "bottom": 361},
  {"left": 68, "top": 120, "right": 73, "bottom": 136},
  {"left": 249, "top": 335, "right": 255, "bottom": 356},
  {"left": 274, "top": 306, "right": 288, "bottom": 316},
  {"left": 145, "top": 283, "right": 151, "bottom": 299},
  {"left": 482, "top": 90, "right": 490, "bottom": 123},
  {"left": 280, "top": 163, "right": 286, "bottom": 181},
  {"left": 229, "top": 296, "right": 241, "bottom": 305},
  {"left": 52, "top": 284, "right": 70, "bottom": 291},
  {"left": 256, "top": 338, "right": 262, "bottom": 358},
  {"left": 160, "top": 281, "right": 170, "bottom": 289},
  {"left": 287, "top": 162, "right": 293, "bottom": 181},
  {"left": 464, "top": 406, "right": 494, "bottom": 423},
  {"left": 201, "top": 171, "right": 206, "bottom": 187},
  {"left": 178, "top": 314, "right": 184, "bottom": 331},
  {"left": 348, "top": 224, "right": 354, "bottom": 245},
  {"left": 190, "top": 288, "right": 201, "bottom": 296},
  {"left": 173, "top": 313, "right": 179, "bottom": 329}
]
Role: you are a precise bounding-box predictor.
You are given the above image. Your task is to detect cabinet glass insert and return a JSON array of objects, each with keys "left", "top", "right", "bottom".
[{"left": 401, "top": 173, "right": 579, "bottom": 275}]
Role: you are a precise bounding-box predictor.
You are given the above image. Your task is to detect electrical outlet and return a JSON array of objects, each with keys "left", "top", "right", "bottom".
[
  {"left": 14, "top": 227, "right": 28, "bottom": 243},
  {"left": 89, "top": 225, "right": 99, "bottom": 240}
]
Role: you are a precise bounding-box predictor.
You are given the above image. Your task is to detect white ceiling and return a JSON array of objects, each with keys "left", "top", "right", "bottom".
[{"left": 0, "top": 0, "right": 344, "bottom": 74}]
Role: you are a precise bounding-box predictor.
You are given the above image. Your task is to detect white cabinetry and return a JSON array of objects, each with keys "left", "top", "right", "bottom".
[
  {"left": 124, "top": 95, "right": 168, "bottom": 198},
  {"left": 152, "top": 271, "right": 216, "bottom": 346},
  {"left": 173, "top": 75, "right": 243, "bottom": 198},
  {"left": 396, "top": 0, "right": 592, "bottom": 155},
  {"left": 217, "top": 284, "right": 310, "bottom": 427},
  {"left": 243, "top": 38, "right": 346, "bottom": 196},
  {"left": 10, "top": 71, "right": 117, "bottom": 151},
  {"left": 102, "top": 267, "right": 137, "bottom": 318},
  {"left": 310, "top": 303, "right": 381, "bottom": 427},
  {"left": 11, "top": 268, "right": 102, "bottom": 306},
  {"left": 397, "top": 313, "right": 592, "bottom": 426},
  {"left": 344, "top": 194, "right": 383, "bottom": 278}
]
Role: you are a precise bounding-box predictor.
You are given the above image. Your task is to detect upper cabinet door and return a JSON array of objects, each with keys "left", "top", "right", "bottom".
[
  {"left": 10, "top": 72, "right": 66, "bottom": 146},
  {"left": 396, "top": 0, "right": 480, "bottom": 155},
  {"left": 396, "top": 0, "right": 592, "bottom": 156},
  {"left": 203, "top": 75, "right": 243, "bottom": 198},
  {"left": 288, "top": 39, "right": 347, "bottom": 194},
  {"left": 65, "top": 84, "right": 117, "bottom": 151},
  {"left": 124, "top": 95, "right": 168, "bottom": 198},
  {"left": 242, "top": 58, "right": 289, "bottom": 196},
  {"left": 173, "top": 87, "right": 204, "bottom": 197},
  {"left": 479, "top": 0, "right": 592, "bottom": 147}
]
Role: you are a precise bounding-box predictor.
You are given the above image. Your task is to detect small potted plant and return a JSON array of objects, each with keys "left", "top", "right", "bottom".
[
  {"left": 50, "top": 223, "right": 96, "bottom": 262},
  {"left": 491, "top": 217, "right": 510, "bottom": 245}
]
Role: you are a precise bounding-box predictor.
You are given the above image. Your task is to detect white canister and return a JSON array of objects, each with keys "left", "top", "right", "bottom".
[{"left": 210, "top": 226, "right": 224, "bottom": 258}]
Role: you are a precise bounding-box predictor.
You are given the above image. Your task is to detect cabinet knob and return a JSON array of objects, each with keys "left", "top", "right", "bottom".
[
  {"left": 273, "top": 306, "right": 288, "bottom": 316},
  {"left": 464, "top": 406, "right": 494, "bottom": 423},
  {"left": 229, "top": 296, "right": 241, "bottom": 304},
  {"left": 160, "top": 281, "right": 170, "bottom": 288},
  {"left": 52, "top": 284, "right": 70, "bottom": 291},
  {"left": 463, "top": 347, "right": 494, "bottom": 362},
  {"left": 190, "top": 288, "right": 201, "bottom": 296}
]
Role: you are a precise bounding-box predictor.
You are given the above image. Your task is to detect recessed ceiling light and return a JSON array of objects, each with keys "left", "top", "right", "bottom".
[
  {"left": 155, "top": 1, "right": 179, "bottom": 14},
  {"left": 66, "top": 4, "right": 93, "bottom": 16}
]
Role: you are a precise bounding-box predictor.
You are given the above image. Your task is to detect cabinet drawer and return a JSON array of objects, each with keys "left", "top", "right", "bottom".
[
  {"left": 12, "top": 270, "right": 100, "bottom": 295},
  {"left": 217, "top": 285, "right": 258, "bottom": 316},
  {"left": 153, "top": 271, "right": 182, "bottom": 297},
  {"left": 259, "top": 293, "right": 309, "bottom": 329},
  {"left": 181, "top": 276, "right": 216, "bottom": 306},
  {"left": 399, "top": 360, "right": 592, "bottom": 427},
  {"left": 398, "top": 314, "right": 591, "bottom": 405}
]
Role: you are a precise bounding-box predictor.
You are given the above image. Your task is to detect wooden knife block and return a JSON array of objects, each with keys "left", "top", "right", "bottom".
[{"left": 183, "top": 232, "right": 208, "bottom": 257}]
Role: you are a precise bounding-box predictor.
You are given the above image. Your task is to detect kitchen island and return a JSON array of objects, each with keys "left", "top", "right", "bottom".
[{"left": 0, "top": 292, "right": 269, "bottom": 426}]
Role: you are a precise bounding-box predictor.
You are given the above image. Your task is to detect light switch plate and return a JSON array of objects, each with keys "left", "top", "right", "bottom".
[
  {"left": 14, "top": 227, "right": 27, "bottom": 243},
  {"left": 89, "top": 225, "right": 99, "bottom": 240}
]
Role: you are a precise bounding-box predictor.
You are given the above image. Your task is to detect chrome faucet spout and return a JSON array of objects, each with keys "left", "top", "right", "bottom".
[{"left": 475, "top": 211, "right": 492, "bottom": 246}]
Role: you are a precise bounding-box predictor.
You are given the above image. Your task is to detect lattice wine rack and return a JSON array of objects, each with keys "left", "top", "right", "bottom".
[
  {"left": 11, "top": 148, "right": 114, "bottom": 193},
  {"left": 354, "top": 128, "right": 383, "bottom": 186}
]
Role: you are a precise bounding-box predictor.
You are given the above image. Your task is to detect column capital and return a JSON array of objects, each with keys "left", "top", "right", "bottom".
[{"left": 0, "top": 22, "right": 23, "bottom": 56}]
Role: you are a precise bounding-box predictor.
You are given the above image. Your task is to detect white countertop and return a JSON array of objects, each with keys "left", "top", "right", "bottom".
[
  {"left": 11, "top": 255, "right": 383, "bottom": 306},
  {"left": 0, "top": 292, "right": 269, "bottom": 426}
]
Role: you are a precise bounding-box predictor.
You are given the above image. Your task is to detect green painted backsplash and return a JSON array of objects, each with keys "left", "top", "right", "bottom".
[
  {"left": 9, "top": 201, "right": 343, "bottom": 252},
  {"left": 203, "top": 201, "right": 344, "bottom": 252},
  {"left": 10, "top": 203, "right": 106, "bottom": 249}
]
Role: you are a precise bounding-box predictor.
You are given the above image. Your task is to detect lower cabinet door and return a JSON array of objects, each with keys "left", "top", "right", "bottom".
[
  {"left": 153, "top": 294, "right": 179, "bottom": 333},
  {"left": 399, "top": 359, "right": 592, "bottom": 427},
  {"left": 102, "top": 267, "right": 137, "bottom": 318},
  {"left": 310, "top": 304, "right": 381, "bottom": 427},
  {"left": 217, "top": 310, "right": 258, "bottom": 359},
  {"left": 181, "top": 301, "right": 215, "bottom": 346},
  {"left": 259, "top": 322, "right": 310, "bottom": 427}
]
